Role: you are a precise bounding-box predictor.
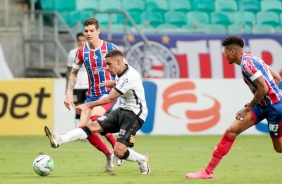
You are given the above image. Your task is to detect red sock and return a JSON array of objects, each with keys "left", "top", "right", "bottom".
[
  {"left": 205, "top": 133, "right": 236, "bottom": 174},
  {"left": 105, "top": 133, "right": 116, "bottom": 148},
  {"left": 79, "top": 124, "right": 111, "bottom": 157},
  {"left": 87, "top": 133, "right": 112, "bottom": 157},
  {"left": 90, "top": 115, "right": 117, "bottom": 148}
]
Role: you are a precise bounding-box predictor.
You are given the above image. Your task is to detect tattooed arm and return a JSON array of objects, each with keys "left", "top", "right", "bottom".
[{"left": 64, "top": 68, "right": 79, "bottom": 110}]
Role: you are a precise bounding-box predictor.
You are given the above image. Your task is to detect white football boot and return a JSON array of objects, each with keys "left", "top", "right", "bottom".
[
  {"left": 44, "top": 125, "right": 60, "bottom": 148},
  {"left": 139, "top": 154, "right": 150, "bottom": 174},
  {"left": 116, "top": 157, "right": 125, "bottom": 166},
  {"left": 105, "top": 149, "right": 115, "bottom": 172}
]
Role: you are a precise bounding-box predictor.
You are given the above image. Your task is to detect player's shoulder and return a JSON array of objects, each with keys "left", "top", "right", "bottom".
[
  {"left": 77, "top": 44, "right": 85, "bottom": 51},
  {"left": 69, "top": 47, "right": 78, "bottom": 55},
  {"left": 127, "top": 65, "right": 141, "bottom": 79},
  {"left": 104, "top": 40, "right": 118, "bottom": 50}
]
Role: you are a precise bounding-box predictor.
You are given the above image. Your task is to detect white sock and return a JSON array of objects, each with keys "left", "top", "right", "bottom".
[
  {"left": 126, "top": 148, "right": 145, "bottom": 164},
  {"left": 74, "top": 119, "right": 80, "bottom": 128},
  {"left": 60, "top": 128, "right": 88, "bottom": 145}
]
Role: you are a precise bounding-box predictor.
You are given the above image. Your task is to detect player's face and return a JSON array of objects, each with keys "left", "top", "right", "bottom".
[
  {"left": 83, "top": 25, "right": 100, "bottom": 42},
  {"left": 105, "top": 57, "right": 120, "bottom": 76},
  {"left": 224, "top": 46, "right": 235, "bottom": 64},
  {"left": 77, "top": 35, "right": 86, "bottom": 47}
]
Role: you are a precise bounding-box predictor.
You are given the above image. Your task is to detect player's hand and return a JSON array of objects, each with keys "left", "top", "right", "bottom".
[
  {"left": 75, "top": 104, "right": 90, "bottom": 115},
  {"left": 235, "top": 107, "right": 250, "bottom": 121},
  {"left": 64, "top": 93, "right": 75, "bottom": 110},
  {"left": 100, "top": 80, "right": 116, "bottom": 88}
]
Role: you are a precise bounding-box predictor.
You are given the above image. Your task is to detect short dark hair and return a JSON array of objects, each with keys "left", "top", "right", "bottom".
[
  {"left": 222, "top": 35, "right": 244, "bottom": 48},
  {"left": 76, "top": 32, "right": 84, "bottom": 40},
  {"left": 83, "top": 18, "right": 99, "bottom": 29},
  {"left": 105, "top": 50, "right": 124, "bottom": 58}
]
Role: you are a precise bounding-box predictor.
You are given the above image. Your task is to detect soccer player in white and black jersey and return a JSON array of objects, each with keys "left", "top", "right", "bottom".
[{"left": 44, "top": 50, "right": 150, "bottom": 174}]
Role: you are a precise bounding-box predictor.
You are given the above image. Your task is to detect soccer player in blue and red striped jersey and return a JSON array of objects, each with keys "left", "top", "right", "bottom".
[
  {"left": 63, "top": 18, "right": 123, "bottom": 171},
  {"left": 186, "top": 35, "right": 282, "bottom": 179}
]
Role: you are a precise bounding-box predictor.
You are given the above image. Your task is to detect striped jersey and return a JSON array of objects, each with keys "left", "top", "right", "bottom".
[
  {"left": 72, "top": 41, "right": 118, "bottom": 97},
  {"left": 241, "top": 53, "right": 282, "bottom": 106}
]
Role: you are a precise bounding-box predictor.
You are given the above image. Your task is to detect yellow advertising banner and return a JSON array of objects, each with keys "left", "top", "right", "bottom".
[{"left": 0, "top": 79, "right": 53, "bottom": 135}]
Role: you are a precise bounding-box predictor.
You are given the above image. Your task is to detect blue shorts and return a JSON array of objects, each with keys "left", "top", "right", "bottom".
[{"left": 252, "top": 100, "right": 282, "bottom": 138}]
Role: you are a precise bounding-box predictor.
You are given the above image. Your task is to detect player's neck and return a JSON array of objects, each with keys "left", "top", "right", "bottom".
[
  {"left": 117, "top": 64, "right": 128, "bottom": 76},
  {"left": 88, "top": 39, "right": 102, "bottom": 50}
]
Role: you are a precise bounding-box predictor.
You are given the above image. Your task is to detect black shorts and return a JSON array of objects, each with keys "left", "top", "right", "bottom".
[
  {"left": 73, "top": 89, "right": 88, "bottom": 104},
  {"left": 96, "top": 108, "right": 144, "bottom": 147}
]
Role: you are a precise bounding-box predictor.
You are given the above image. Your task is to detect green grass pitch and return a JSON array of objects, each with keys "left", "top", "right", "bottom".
[{"left": 0, "top": 135, "right": 281, "bottom": 184}]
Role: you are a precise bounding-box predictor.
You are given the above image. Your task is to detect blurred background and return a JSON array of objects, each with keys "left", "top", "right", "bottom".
[{"left": 0, "top": 0, "right": 282, "bottom": 136}]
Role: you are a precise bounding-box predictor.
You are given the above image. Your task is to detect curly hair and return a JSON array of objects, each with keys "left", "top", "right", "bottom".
[{"left": 222, "top": 35, "right": 244, "bottom": 48}]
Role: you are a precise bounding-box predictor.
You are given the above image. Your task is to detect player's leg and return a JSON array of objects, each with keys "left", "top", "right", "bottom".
[
  {"left": 80, "top": 106, "right": 113, "bottom": 167},
  {"left": 44, "top": 121, "right": 102, "bottom": 148},
  {"left": 267, "top": 101, "right": 282, "bottom": 152},
  {"left": 98, "top": 100, "right": 118, "bottom": 148},
  {"left": 94, "top": 100, "right": 125, "bottom": 166},
  {"left": 186, "top": 109, "right": 256, "bottom": 179},
  {"left": 73, "top": 89, "right": 88, "bottom": 127},
  {"left": 271, "top": 137, "right": 282, "bottom": 152},
  {"left": 112, "top": 109, "right": 150, "bottom": 174}
]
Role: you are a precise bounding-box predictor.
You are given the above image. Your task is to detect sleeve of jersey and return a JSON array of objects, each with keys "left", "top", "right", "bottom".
[
  {"left": 114, "top": 77, "right": 132, "bottom": 95},
  {"left": 242, "top": 59, "right": 262, "bottom": 81},
  {"left": 113, "top": 44, "right": 118, "bottom": 50},
  {"left": 67, "top": 51, "right": 73, "bottom": 67},
  {"left": 72, "top": 48, "right": 83, "bottom": 69}
]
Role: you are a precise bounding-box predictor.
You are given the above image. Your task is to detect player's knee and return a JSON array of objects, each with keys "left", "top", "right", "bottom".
[{"left": 225, "top": 128, "right": 239, "bottom": 137}]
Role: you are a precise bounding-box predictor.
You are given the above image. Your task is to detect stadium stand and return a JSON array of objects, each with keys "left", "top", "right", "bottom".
[
  {"left": 98, "top": 0, "right": 122, "bottom": 12},
  {"left": 164, "top": 11, "right": 187, "bottom": 27},
  {"left": 168, "top": 0, "right": 191, "bottom": 13},
  {"left": 238, "top": 0, "right": 261, "bottom": 13},
  {"left": 260, "top": 0, "right": 282, "bottom": 14},
  {"left": 256, "top": 11, "right": 280, "bottom": 26},
  {"left": 76, "top": 0, "right": 99, "bottom": 11},
  {"left": 186, "top": 11, "right": 210, "bottom": 26},
  {"left": 33, "top": 0, "right": 282, "bottom": 34},
  {"left": 192, "top": 0, "right": 215, "bottom": 13},
  {"left": 210, "top": 12, "right": 233, "bottom": 27},
  {"left": 121, "top": 0, "right": 145, "bottom": 14},
  {"left": 252, "top": 24, "right": 276, "bottom": 34},
  {"left": 145, "top": 0, "right": 169, "bottom": 13},
  {"left": 215, "top": 0, "right": 238, "bottom": 12},
  {"left": 141, "top": 11, "right": 164, "bottom": 28}
]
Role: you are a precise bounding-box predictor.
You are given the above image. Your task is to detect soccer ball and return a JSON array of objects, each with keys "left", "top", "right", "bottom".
[{"left": 33, "top": 155, "right": 54, "bottom": 176}]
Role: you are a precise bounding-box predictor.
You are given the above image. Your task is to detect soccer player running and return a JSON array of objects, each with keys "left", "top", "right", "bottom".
[
  {"left": 45, "top": 50, "right": 150, "bottom": 174},
  {"left": 186, "top": 35, "right": 282, "bottom": 179},
  {"left": 61, "top": 18, "right": 123, "bottom": 172}
]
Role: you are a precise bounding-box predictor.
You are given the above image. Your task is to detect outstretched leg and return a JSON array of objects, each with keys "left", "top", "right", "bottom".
[{"left": 186, "top": 111, "right": 255, "bottom": 179}]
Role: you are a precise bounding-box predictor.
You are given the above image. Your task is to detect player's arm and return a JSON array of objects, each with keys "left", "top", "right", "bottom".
[
  {"left": 245, "top": 75, "right": 268, "bottom": 110},
  {"left": 64, "top": 67, "right": 79, "bottom": 110},
  {"left": 100, "top": 80, "right": 116, "bottom": 88},
  {"left": 66, "top": 68, "right": 79, "bottom": 94},
  {"left": 236, "top": 75, "right": 268, "bottom": 121},
  {"left": 269, "top": 67, "right": 281, "bottom": 84},
  {"left": 65, "top": 67, "right": 72, "bottom": 92},
  {"left": 85, "top": 88, "right": 121, "bottom": 108},
  {"left": 76, "top": 88, "right": 121, "bottom": 112}
]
